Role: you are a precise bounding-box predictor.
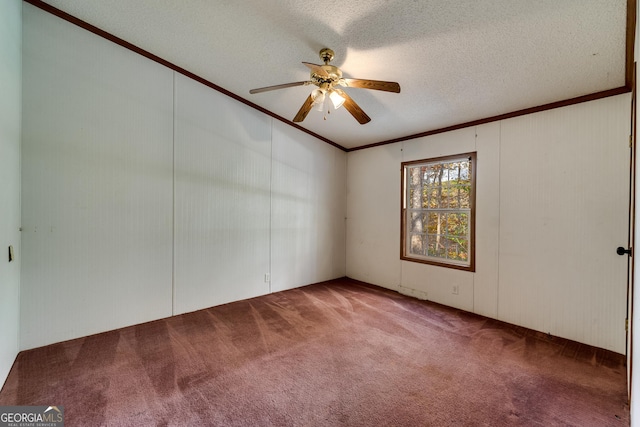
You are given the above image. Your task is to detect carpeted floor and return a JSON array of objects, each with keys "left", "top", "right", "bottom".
[{"left": 0, "top": 278, "right": 630, "bottom": 426}]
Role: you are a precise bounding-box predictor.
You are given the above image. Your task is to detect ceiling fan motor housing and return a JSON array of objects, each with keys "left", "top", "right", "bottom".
[{"left": 312, "top": 65, "right": 342, "bottom": 90}]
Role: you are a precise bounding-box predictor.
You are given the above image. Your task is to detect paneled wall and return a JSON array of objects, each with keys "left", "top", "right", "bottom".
[
  {"left": 21, "top": 4, "right": 346, "bottom": 350},
  {"left": 0, "top": 0, "right": 22, "bottom": 385},
  {"left": 347, "top": 94, "right": 630, "bottom": 353},
  {"left": 21, "top": 4, "right": 175, "bottom": 349},
  {"left": 498, "top": 99, "right": 628, "bottom": 352},
  {"left": 174, "top": 75, "right": 272, "bottom": 314},
  {"left": 271, "top": 121, "right": 346, "bottom": 292},
  {"left": 346, "top": 146, "right": 402, "bottom": 289}
]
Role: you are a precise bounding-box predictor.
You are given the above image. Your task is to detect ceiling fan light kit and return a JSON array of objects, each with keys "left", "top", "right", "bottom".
[
  {"left": 329, "top": 90, "right": 346, "bottom": 109},
  {"left": 250, "top": 48, "right": 400, "bottom": 125},
  {"left": 311, "top": 88, "right": 325, "bottom": 111}
]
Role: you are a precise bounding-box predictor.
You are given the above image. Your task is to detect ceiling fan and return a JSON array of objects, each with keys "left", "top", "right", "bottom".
[{"left": 249, "top": 48, "right": 401, "bottom": 124}]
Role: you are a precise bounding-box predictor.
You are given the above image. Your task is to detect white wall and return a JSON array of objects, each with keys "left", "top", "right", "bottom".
[
  {"left": 271, "top": 121, "right": 346, "bottom": 292},
  {"left": 498, "top": 98, "right": 628, "bottom": 352},
  {"left": 0, "top": 0, "right": 22, "bottom": 386},
  {"left": 21, "top": 4, "right": 174, "bottom": 349},
  {"left": 346, "top": 145, "right": 402, "bottom": 288},
  {"left": 173, "top": 75, "right": 272, "bottom": 313},
  {"left": 347, "top": 94, "right": 630, "bottom": 353},
  {"left": 20, "top": 4, "right": 346, "bottom": 349}
]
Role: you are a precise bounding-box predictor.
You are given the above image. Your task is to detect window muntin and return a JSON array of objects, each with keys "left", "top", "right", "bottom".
[{"left": 401, "top": 153, "right": 476, "bottom": 271}]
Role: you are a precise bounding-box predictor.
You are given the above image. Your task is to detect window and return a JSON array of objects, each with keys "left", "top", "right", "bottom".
[{"left": 401, "top": 153, "right": 476, "bottom": 271}]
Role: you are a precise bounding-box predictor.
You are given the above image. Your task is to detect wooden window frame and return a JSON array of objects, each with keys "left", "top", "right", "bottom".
[{"left": 400, "top": 152, "right": 476, "bottom": 272}]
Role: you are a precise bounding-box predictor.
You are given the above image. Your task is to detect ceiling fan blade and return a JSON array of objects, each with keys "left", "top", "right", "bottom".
[
  {"left": 343, "top": 78, "right": 401, "bottom": 93},
  {"left": 302, "top": 62, "right": 329, "bottom": 77},
  {"left": 293, "top": 94, "right": 315, "bottom": 123},
  {"left": 334, "top": 89, "right": 371, "bottom": 124},
  {"left": 249, "top": 81, "right": 309, "bottom": 94}
]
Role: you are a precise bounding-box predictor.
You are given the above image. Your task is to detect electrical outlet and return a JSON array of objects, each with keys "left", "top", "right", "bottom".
[
  {"left": 452, "top": 285, "right": 459, "bottom": 295},
  {"left": 264, "top": 273, "right": 270, "bottom": 283}
]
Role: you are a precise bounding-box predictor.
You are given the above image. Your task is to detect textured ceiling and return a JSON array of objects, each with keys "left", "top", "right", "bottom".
[{"left": 39, "top": 0, "right": 630, "bottom": 150}]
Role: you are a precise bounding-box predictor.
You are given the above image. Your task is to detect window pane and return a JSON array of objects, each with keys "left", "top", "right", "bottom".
[
  {"left": 410, "top": 233, "right": 425, "bottom": 256},
  {"left": 427, "top": 211, "right": 440, "bottom": 234},
  {"left": 409, "top": 211, "right": 422, "bottom": 233},
  {"left": 459, "top": 185, "right": 470, "bottom": 208},
  {"left": 428, "top": 234, "right": 445, "bottom": 258},
  {"left": 427, "top": 188, "right": 440, "bottom": 208},
  {"left": 409, "top": 187, "right": 422, "bottom": 209},
  {"left": 447, "top": 212, "right": 468, "bottom": 236},
  {"left": 446, "top": 238, "right": 468, "bottom": 261},
  {"left": 448, "top": 186, "right": 459, "bottom": 208}
]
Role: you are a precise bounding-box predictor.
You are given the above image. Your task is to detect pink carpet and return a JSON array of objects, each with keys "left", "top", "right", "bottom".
[{"left": 0, "top": 278, "right": 630, "bottom": 426}]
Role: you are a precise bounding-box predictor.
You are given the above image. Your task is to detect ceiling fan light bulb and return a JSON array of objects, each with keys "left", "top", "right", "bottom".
[{"left": 329, "top": 91, "right": 345, "bottom": 109}]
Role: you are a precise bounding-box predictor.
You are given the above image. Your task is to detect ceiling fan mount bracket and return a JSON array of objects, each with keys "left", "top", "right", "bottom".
[{"left": 319, "top": 48, "right": 335, "bottom": 64}]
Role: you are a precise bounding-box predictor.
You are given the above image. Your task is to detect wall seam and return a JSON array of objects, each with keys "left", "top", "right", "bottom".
[
  {"left": 17, "top": 0, "right": 24, "bottom": 353},
  {"left": 496, "top": 120, "right": 502, "bottom": 320},
  {"left": 473, "top": 128, "right": 477, "bottom": 313},
  {"left": 399, "top": 142, "right": 404, "bottom": 290},
  {"left": 269, "top": 118, "right": 273, "bottom": 294},
  {"left": 344, "top": 150, "right": 348, "bottom": 277},
  {"left": 171, "top": 71, "right": 176, "bottom": 315}
]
